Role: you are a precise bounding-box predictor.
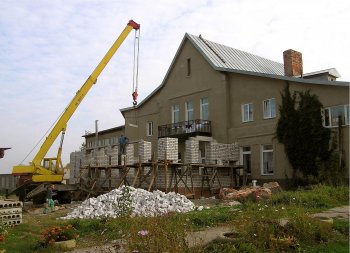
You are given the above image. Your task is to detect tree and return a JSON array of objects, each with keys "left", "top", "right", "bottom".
[
  {"left": 276, "top": 83, "right": 299, "bottom": 177},
  {"left": 276, "top": 83, "right": 331, "bottom": 182}
]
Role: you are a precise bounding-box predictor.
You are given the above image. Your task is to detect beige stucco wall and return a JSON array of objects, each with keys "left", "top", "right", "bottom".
[{"left": 227, "top": 72, "right": 349, "bottom": 181}]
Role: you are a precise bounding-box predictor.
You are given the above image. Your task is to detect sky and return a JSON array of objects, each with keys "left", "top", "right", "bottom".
[{"left": 0, "top": 0, "right": 349, "bottom": 174}]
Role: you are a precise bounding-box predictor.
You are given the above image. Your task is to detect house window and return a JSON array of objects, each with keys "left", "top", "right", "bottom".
[
  {"left": 110, "top": 137, "right": 117, "bottom": 144},
  {"left": 263, "top": 98, "right": 276, "bottom": 119},
  {"left": 187, "top": 58, "right": 191, "bottom": 76},
  {"left": 172, "top": 104, "right": 180, "bottom": 123},
  {"left": 261, "top": 144, "right": 273, "bottom": 175},
  {"left": 186, "top": 101, "right": 194, "bottom": 121},
  {"left": 323, "top": 105, "right": 350, "bottom": 127},
  {"left": 242, "top": 103, "right": 253, "bottom": 122},
  {"left": 98, "top": 139, "right": 105, "bottom": 146},
  {"left": 200, "top": 97, "right": 209, "bottom": 120},
  {"left": 147, "top": 122, "right": 153, "bottom": 136},
  {"left": 241, "top": 147, "right": 251, "bottom": 174}
]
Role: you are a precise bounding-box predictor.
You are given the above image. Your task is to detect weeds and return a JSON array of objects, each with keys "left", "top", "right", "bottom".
[
  {"left": 1, "top": 184, "right": 348, "bottom": 253},
  {"left": 272, "top": 184, "right": 349, "bottom": 210}
]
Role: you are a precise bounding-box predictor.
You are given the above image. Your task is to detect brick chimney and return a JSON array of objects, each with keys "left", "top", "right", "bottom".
[{"left": 283, "top": 49, "right": 303, "bottom": 77}]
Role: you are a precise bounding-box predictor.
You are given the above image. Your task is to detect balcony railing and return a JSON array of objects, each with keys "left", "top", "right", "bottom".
[{"left": 158, "top": 119, "right": 212, "bottom": 138}]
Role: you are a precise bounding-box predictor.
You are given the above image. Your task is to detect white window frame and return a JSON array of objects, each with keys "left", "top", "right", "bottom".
[
  {"left": 323, "top": 104, "right": 350, "bottom": 127},
  {"left": 241, "top": 103, "right": 253, "bottom": 122},
  {"left": 261, "top": 144, "right": 273, "bottom": 175},
  {"left": 185, "top": 101, "right": 194, "bottom": 121},
  {"left": 200, "top": 97, "right": 209, "bottom": 120},
  {"left": 146, "top": 121, "right": 153, "bottom": 136},
  {"left": 172, "top": 104, "right": 180, "bottom": 123},
  {"left": 263, "top": 98, "right": 276, "bottom": 119},
  {"left": 240, "top": 147, "right": 251, "bottom": 174}
]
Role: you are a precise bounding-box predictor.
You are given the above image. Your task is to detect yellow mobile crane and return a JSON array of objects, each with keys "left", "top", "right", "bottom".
[{"left": 12, "top": 20, "right": 140, "bottom": 202}]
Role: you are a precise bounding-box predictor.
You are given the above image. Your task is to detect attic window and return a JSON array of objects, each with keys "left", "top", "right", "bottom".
[{"left": 187, "top": 58, "right": 191, "bottom": 76}]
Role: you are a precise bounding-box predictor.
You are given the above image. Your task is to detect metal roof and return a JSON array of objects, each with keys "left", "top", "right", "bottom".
[
  {"left": 187, "top": 34, "right": 284, "bottom": 76},
  {"left": 303, "top": 68, "right": 341, "bottom": 78},
  {"left": 120, "top": 34, "right": 348, "bottom": 113}
]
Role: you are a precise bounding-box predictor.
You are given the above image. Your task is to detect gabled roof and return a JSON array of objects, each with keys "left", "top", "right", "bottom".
[
  {"left": 187, "top": 34, "right": 284, "bottom": 75},
  {"left": 121, "top": 34, "right": 348, "bottom": 114},
  {"left": 303, "top": 68, "right": 341, "bottom": 78}
]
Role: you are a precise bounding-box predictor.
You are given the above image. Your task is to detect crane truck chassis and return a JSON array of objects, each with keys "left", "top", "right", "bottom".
[{"left": 11, "top": 20, "right": 140, "bottom": 204}]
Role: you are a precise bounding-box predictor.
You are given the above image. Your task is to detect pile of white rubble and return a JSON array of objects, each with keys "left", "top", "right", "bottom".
[{"left": 61, "top": 186, "right": 195, "bottom": 219}]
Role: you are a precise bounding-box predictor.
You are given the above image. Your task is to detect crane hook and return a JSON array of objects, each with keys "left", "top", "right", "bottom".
[{"left": 132, "top": 90, "right": 138, "bottom": 106}]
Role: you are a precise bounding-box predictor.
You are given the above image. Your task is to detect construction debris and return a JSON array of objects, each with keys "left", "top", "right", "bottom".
[
  {"left": 219, "top": 182, "right": 282, "bottom": 202},
  {"left": 61, "top": 186, "right": 195, "bottom": 219}
]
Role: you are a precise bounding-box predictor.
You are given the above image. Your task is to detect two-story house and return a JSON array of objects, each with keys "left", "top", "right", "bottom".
[{"left": 119, "top": 33, "right": 349, "bottom": 185}]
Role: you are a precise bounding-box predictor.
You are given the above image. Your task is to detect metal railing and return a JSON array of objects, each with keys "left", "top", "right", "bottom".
[{"left": 158, "top": 119, "right": 211, "bottom": 138}]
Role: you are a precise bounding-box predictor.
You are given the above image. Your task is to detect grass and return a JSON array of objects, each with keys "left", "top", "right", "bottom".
[{"left": 0, "top": 184, "right": 348, "bottom": 252}]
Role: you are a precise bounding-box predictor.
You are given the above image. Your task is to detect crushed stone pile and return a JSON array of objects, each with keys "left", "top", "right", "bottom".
[{"left": 61, "top": 186, "right": 195, "bottom": 219}]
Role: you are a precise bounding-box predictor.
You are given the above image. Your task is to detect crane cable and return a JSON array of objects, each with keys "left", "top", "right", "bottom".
[{"left": 132, "top": 28, "right": 140, "bottom": 106}]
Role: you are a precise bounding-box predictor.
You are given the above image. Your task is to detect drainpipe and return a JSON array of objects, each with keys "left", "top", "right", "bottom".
[{"left": 224, "top": 73, "right": 231, "bottom": 143}]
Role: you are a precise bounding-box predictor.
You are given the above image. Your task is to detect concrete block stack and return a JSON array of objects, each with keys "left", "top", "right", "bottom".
[
  {"left": 157, "top": 137, "right": 178, "bottom": 161},
  {"left": 109, "top": 146, "right": 119, "bottom": 166},
  {"left": 125, "top": 144, "right": 134, "bottom": 165},
  {"left": 69, "top": 151, "right": 83, "bottom": 184},
  {"left": 205, "top": 141, "right": 219, "bottom": 164},
  {"left": 95, "top": 148, "right": 107, "bottom": 166},
  {"left": 0, "top": 200, "right": 23, "bottom": 225},
  {"left": 185, "top": 139, "right": 200, "bottom": 164},
  {"left": 205, "top": 142, "right": 240, "bottom": 164},
  {"left": 138, "top": 140, "right": 152, "bottom": 163},
  {"left": 83, "top": 152, "right": 94, "bottom": 166},
  {"left": 228, "top": 143, "right": 240, "bottom": 162}
]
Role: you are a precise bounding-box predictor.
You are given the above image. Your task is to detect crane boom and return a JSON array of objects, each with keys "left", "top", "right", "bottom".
[{"left": 13, "top": 20, "right": 140, "bottom": 182}]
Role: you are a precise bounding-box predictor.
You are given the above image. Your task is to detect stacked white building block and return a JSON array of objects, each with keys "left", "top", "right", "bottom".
[
  {"left": 69, "top": 151, "right": 83, "bottom": 184},
  {"left": 185, "top": 139, "right": 200, "bottom": 164},
  {"left": 205, "top": 141, "right": 240, "bottom": 164},
  {"left": 109, "top": 146, "right": 119, "bottom": 166},
  {"left": 126, "top": 144, "right": 134, "bottom": 165},
  {"left": 157, "top": 138, "right": 178, "bottom": 161},
  {"left": 205, "top": 141, "right": 219, "bottom": 164},
  {"left": 138, "top": 140, "right": 152, "bottom": 163},
  {"left": 95, "top": 148, "right": 105, "bottom": 166},
  {"left": 0, "top": 200, "right": 23, "bottom": 225}
]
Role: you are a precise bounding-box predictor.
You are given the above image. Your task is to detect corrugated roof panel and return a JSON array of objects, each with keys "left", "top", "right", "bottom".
[{"left": 187, "top": 34, "right": 284, "bottom": 75}]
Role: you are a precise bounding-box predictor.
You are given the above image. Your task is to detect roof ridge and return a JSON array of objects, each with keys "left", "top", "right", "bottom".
[
  {"left": 188, "top": 33, "right": 284, "bottom": 75},
  {"left": 199, "top": 34, "right": 226, "bottom": 64}
]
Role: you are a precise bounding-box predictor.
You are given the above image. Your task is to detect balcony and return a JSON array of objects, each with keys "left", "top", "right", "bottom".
[{"left": 158, "top": 119, "right": 212, "bottom": 138}]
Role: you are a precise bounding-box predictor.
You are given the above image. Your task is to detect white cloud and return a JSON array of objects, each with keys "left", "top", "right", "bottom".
[{"left": 0, "top": 0, "right": 349, "bottom": 173}]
